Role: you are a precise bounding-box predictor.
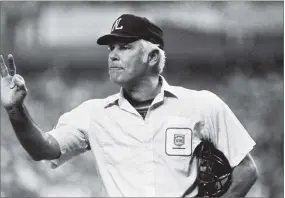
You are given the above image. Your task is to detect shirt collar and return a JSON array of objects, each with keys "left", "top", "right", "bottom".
[
  {"left": 104, "top": 75, "right": 179, "bottom": 108},
  {"left": 159, "top": 75, "right": 179, "bottom": 98}
]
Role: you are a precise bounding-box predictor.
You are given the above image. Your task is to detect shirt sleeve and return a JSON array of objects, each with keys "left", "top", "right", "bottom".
[
  {"left": 203, "top": 91, "right": 256, "bottom": 168},
  {"left": 43, "top": 104, "right": 91, "bottom": 169}
]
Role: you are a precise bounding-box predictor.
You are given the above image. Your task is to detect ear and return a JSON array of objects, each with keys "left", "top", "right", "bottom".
[{"left": 147, "top": 49, "right": 159, "bottom": 67}]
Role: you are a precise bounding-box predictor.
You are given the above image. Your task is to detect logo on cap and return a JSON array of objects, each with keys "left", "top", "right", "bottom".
[{"left": 111, "top": 18, "right": 123, "bottom": 31}]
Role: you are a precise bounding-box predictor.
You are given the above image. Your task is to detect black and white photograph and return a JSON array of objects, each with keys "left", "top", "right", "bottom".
[{"left": 0, "top": 1, "right": 283, "bottom": 197}]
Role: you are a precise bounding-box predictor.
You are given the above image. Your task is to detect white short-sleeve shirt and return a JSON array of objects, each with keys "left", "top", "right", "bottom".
[{"left": 45, "top": 76, "right": 256, "bottom": 197}]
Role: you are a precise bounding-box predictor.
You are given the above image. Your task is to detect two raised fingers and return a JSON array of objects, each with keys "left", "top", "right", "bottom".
[{"left": 0, "top": 54, "right": 16, "bottom": 77}]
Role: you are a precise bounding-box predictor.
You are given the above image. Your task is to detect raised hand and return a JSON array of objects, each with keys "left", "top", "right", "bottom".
[{"left": 1, "top": 54, "right": 27, "bottom": 110}]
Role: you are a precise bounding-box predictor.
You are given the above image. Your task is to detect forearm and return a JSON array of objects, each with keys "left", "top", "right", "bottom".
[
  {"left": 223, "top": 154, "right": 258, "bottom": 197},
  {"left": 6, "top": 104, "right": 59, "bottom": 160}
]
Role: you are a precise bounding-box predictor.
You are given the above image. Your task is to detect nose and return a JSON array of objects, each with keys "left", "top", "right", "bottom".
[{"left": 109, "top": 48, "right": 119, "bottom": 62}]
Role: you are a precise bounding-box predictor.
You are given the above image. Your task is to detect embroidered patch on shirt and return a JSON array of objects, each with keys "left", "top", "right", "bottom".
[{"left": 165, "top": 127, "right": 192, "bottom": 156}]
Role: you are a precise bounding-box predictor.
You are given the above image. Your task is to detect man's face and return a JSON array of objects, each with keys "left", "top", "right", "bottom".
[{"left": 107, "top": 40, "right": 148, "bottom": 87}]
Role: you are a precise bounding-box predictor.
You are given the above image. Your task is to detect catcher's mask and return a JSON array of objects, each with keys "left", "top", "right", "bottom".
[{"left": 183, "top": 140, "right": 232, "bottom": 197}]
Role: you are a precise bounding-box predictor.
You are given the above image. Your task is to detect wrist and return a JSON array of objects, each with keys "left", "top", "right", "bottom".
[
  {"left": 6, "top": 103, "right": 25, "bottom": 119},
  {"left": 5, "top": 102, "right": 24, "bottom": 111}
]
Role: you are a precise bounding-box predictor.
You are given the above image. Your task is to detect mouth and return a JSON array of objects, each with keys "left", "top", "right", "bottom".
[{"left": 109, "top": 66, "right": 124, "bottom": 70}]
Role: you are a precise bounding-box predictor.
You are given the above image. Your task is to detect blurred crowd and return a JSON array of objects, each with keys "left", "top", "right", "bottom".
[{"left": 0, "top": 1, "right": 283, "bottom": 197}]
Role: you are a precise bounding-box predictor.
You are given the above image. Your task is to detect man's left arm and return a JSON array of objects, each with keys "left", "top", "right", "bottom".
[
  {"left": 203, "top": 91, "right": 259, "bottom": 197},
  {"left": 223, "top": 153, "right": 258, "bottom": 197}
]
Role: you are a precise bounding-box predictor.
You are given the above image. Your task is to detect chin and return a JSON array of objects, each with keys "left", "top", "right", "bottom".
[
  {"left": 109, "top": 74, "right": 124, "bottom": 85},
  {"left": 110, "top": 76, "right": 134, "bottom": 89}
]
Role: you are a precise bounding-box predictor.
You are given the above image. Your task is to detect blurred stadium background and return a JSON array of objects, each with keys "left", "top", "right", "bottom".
[{"left": 0, "top": 1, "right": 283, "bottom": 197}]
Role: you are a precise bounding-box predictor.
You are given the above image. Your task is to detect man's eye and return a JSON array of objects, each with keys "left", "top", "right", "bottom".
[
  {"left": 120, "top": 45, "right": 131, "bottom": 50},
  {"left": 108, "top": 45, "right": 114, "bottom": 51},
  {"left": 108, "top": 44, "right": 130, "bottom": 51}
]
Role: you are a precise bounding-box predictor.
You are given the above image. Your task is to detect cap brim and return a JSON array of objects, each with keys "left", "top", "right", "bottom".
[{"left": 97, "top": 33, "right": 139, "bottom": 45}]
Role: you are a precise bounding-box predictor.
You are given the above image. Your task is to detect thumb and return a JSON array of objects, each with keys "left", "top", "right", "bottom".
[{"left": 10, "top": 74, "right": 26, "bottom": 91}]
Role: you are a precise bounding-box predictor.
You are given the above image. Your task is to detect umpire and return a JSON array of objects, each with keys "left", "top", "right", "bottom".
[{"left": 0, "top": 14, "right": 258, "bottom": 197}]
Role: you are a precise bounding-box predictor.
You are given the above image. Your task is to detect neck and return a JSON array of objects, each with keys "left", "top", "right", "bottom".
[{"left": 123, "top": 76, "right": 161, "bottom": 102}]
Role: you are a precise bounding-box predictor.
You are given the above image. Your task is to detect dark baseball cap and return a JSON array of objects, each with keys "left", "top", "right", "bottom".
[{"left": 97, "top": 14, "right": 164, "bottom": 49}]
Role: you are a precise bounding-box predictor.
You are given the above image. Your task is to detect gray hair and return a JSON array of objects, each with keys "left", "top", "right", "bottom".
[{"left": 138, "top": 39, "right": 166, "bottom": 74}]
